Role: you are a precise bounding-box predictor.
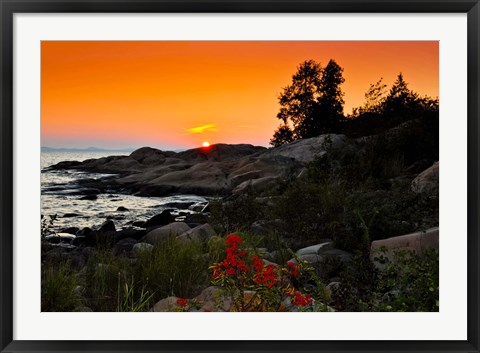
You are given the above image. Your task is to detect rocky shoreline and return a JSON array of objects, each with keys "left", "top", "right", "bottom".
[{"left": 45, "top": 135, "right": 348, "bottom": 197}]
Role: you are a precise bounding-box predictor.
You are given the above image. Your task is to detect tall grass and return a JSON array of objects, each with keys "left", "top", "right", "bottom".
[
  {"left": 41, "top": 260, "right": 82, "bottom": 311},
  {"left": 133, "top": 237, "right": 211, "bottom": 302}
]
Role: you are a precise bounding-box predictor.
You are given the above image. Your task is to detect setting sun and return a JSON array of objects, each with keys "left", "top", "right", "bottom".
[{"left": 202, "top": 141, "right": 210, "bottom": 148}]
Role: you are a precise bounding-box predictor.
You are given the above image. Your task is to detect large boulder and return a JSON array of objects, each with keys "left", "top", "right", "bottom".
[
  {"left": 151, "top": 296, "right": 179, "bottom": 312},
  {"left": 411, "top": 161, "right": 439, "bottom": 195},
  {"left": 143, "top": 210, "right": 174, "bottom": 229},
  {"left": 113, "top": 238, "right": 138, "bottom": 255},
  {"left": 261, "top": 134, "right": 349, "bottom": 164},
  {"left": 194, "top": 286, "right": 232, "bottom": 312},
  {"left": 143, "top": 222, "right": 191, "bottom": 245},
  {"left": 176, "top": 223, "right": 216, "bottom": 244},
  {"left": 132, "top": 242, "right": 154, "bottom": 257},
  {"left": 230, "top": 170, "right": 263, "bottom": 187},
  {"left": 232, "top": 176, "right": 279, "bottom": 195},
  {"left": 370, "top": 227, "right": 439, "bottom": 269},
  {"left": 296, "top": 242, "right": 333, "bottom": 256}
]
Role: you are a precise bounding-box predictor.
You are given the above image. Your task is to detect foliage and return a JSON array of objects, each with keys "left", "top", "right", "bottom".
[
  {"left": 270, "top": 123, "right": 294, "bottom": 147},
  {"left": 209, "top": 194, "right": 266, "bottom": 234},
  {"left": 271, "top": 59, "right": 346, "bottom": 145},
  {"left": 210, "top": 234, "right": 328, "bottom": 311},
  {"left": 374, "top": 248, "right": 439, "bottom": 311},
  {"left": 346, "top": 73, "right": 439, "bottom": 138},
  {"left": 331, "top": 248, "right": 439, "bottom": 312},
  {"left": 355, "top": 77, "right": 388, "bottom": 115},
  {"left": 41, "top": 260, "right": 82, "bottom": 311},
  {"left": 117, "top": 275, "right": 155, "bottom": 312},
  {"left": 41, "top": 214, "right": 57, "bottom": 238},
  {"left": 84, "top": 248, "right": 131, "bottom": 311},
  {"left": 132, "top": 237, "right": 210, "bottom": 302},
  {"left": 271, "top": 179, "right": 346, "bottom": 249},
  {"left": 310, "top": 59, "right": 345, "bottom": 135}
]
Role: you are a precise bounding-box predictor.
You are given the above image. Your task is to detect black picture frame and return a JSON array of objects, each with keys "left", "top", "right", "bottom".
[{"left": 1, "top": 1, "right": 479, "bottom": 352}]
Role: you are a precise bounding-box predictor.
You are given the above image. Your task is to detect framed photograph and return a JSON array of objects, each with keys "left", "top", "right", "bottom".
[{"left": 1, "top": 1, "right": 479, "bottom": 352}]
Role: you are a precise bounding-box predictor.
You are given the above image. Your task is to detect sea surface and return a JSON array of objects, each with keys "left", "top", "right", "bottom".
[{"left": 41, "top": 151, "right": 208, "bottom": 232}]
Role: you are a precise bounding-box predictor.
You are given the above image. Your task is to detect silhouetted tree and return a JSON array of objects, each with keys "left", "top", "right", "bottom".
[
  {"left": 271, "top": 59, "right": 346, "bottom": 146},
  {"left": 358, "top": 77, "right": 387, "bottom": 114},
  {"left": 270, "top": 124, "right": 294, "bottom": 147},
  {"left": 313, "top": 59, "right": 345, "bottom": 135},
  {"left": 274, "top": 60, "right": 322, "bottom": 141},
  {"left": 383, "top": 73, "right": 418, "bottom": 115}
]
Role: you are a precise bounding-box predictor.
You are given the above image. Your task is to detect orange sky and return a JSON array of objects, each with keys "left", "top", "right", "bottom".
[{"left": 41, "top": 41, "right": 438, "bottom": 150}]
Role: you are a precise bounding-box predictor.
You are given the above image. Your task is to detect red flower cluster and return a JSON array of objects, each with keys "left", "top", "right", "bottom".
[
  {"left": 292, "top": 291, "right": 312, "bottom": 306},
  {"left": 213, "top": 234, "right": 250, "bottom": 279},
  {"left": 176, "top": 298, "right": 189, "bottom": 307},
  {"left": 284, "top": 285, "right": 311, "bottom": 306},
  {"left": 211, "top": 234, "right": 314, "bottom": 311},
  {"left": 252, "top": 255, "right": 278, "bottom": 289},
  {"left": 286, "top": 261, "right": 299, "bottom": 278}
]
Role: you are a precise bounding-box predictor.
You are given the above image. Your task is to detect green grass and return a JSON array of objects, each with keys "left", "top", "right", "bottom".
[
  {"left": 132, "top": 237, "right": 211, "bottom": 302},
  {"left": 41, "top": 260, "right": 82, "bottom": 312}
]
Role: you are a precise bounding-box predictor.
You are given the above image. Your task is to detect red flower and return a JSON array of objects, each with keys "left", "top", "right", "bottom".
[
  {"left": 292, "top": 291, "right": 312, "bottom": 307},
  {"left": 226, "top": 267, "right": 236, "bottom": 275},
  {"left": 252, "top": 255, "right": 264, "bottom": 273},
  {"left": 238, "top": 250, "right": 248, "bottom": 258},
  {"left": 225, "top": 234, "right": 243, "bottom": 247},
  {"left": 286, "top": 261, "right": 299, "bottom": 278},
  {"left": 176, "top": 298, "right": 189, "bottom": 307}
]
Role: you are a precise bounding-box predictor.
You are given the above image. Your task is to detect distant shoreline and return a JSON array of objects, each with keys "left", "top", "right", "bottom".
[{"left": 41, "top": 146, "right": 136, "bottom": 153}]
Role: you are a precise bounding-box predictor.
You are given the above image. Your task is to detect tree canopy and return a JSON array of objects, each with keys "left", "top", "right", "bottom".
[{"left": 270, "top": 59, "right": 345, "bottom": 147}]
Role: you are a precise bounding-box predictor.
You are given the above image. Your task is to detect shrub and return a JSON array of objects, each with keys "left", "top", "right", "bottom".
[
  {"left": 331, "top": 249, "right": 439, "bottom": 312},
  {"left": 374, "top": 248, "right": 439, "bottom": 311},
  {"left": 209, "top": 194, "right": 266, "bottom": 234},
  {"left": 271, "top": 180, "right": 346, "bottom": 249},
  {"left": 210, "top": 234, "right": 329, "bottom": 312}
]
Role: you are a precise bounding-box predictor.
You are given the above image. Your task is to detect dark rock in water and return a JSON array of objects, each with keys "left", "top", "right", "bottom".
[
  {"left": 185, "top": 213, "right": 208, "bottom": 224},
  {"left": 74, "top": 188, "right": 101, "bottom": 196},
  {"left": 80, "top": 195, "right": 98, "bottom": 201},
  {"left": 71, "top": 236, "right": 87, "bottom": 246},
  {"left": 114, "top": 238, "right": 138, "bottom": 255},
  {"left": 76, "top": 227, "right": 93, "bottom": 237},
  {"left": 201, "top": 203, "right": 210, "bottom": 213},
  {"left": 117, "top": 206, "right": 129, "bottom": 212},
  {"left": 99, "top": 220, "right": 116, "bottom": 233},
  {"left": 63, "top": 213, "right": 80, "bottom": 218},
  {"left": 48, "top": 160, "right": 83, "bottom": 170},
  {"left": 178, "top": 211, "right": 188, "bottom": 216},
  {"left": 189, "top": 203, "right": 207, "bottom": 212},
  {"left": 60, "top": 227, "right": 80, "bottom": 235},
  {"left": 144, "top": 210, "right": 174, "bottom": 229},
  {"left": 132, "top": 220, "right": 146, "bottom": 228},
  {"left": 116, "top": 227, "right": 146, "bottom": 241}
]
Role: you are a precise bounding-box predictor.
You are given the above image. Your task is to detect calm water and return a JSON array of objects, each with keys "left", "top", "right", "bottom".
[{"left": 41, "top": 151, "right": 208, "bottom": 232}]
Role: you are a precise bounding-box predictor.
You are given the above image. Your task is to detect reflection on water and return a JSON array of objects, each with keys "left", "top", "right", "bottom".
[{"left": 41, "top": 152, "right": 207, "bottom": 231}]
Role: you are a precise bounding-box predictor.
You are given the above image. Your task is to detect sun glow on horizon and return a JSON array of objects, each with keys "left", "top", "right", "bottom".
[
  {"left": 41, "top": 41, "right": 438, "bottom": 149},
  {"left": 202, "top": 141, "right": 210, "bottom": 148}
]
